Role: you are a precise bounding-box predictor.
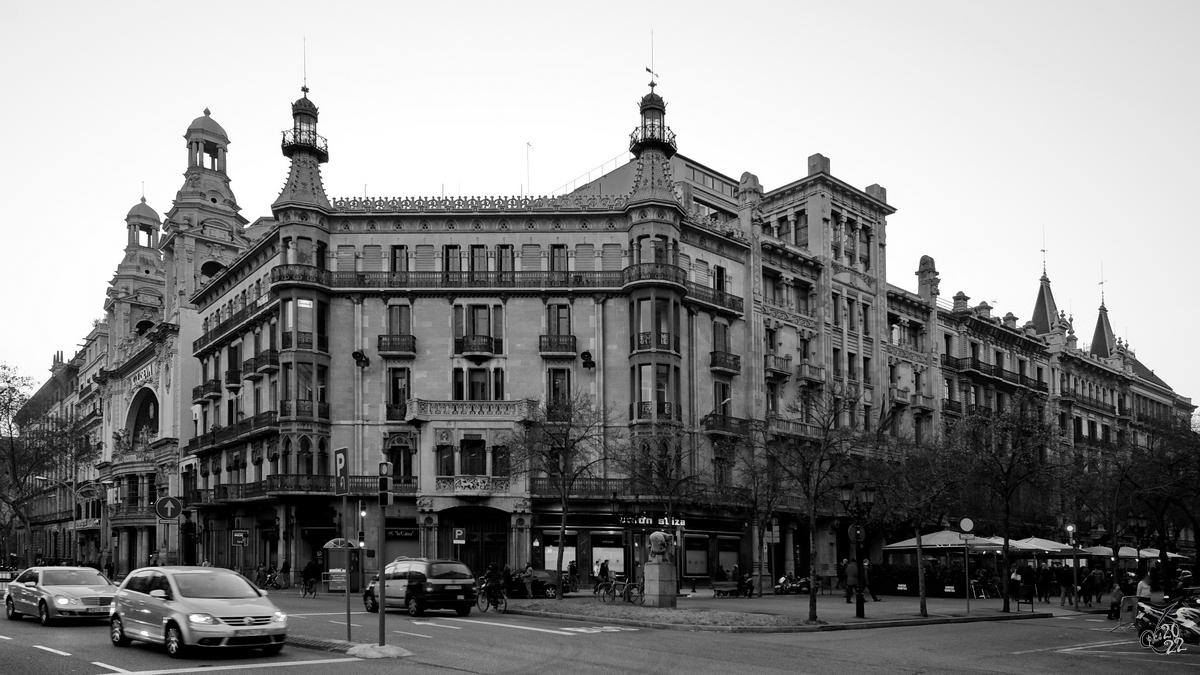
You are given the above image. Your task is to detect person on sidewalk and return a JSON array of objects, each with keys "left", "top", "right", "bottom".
[
  {"left": 836, "top": 559, "right": 847, "bottom": 590},
  {"left": 1136, "top": 573, "right": 1152, "bottom": 603},
  {"left": 844, "top": 558, "right": 860, "bottom": 603},
  {"left": 1058, "top": 564, "right": 1075, "bottom": 606},
  {"left": 1037, "top": 563, "right": 1053, "bottom": 603},
  {"left": 1106, "top": 580, "right": 1124, "bottom": 620},
  {"left": 1080, "top": 568, "right": 1096, "bottom": 607},
  {"left": 861, "top": 560, "right": 881, "bottom": 601}
]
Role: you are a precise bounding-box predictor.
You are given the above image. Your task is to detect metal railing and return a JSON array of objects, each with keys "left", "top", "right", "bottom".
[
  {"left": 632, "top": 332, "right": 679, "bottom": 353},
  {"left": 378, "top": 334, "right": 417, "bottom": 353},
  {"left": 710, "top": 351, "right": 742, "bottom": 373},
  {"left": 455, "top": 335, "right": 497, "bottom": 355},
  {"left": 629, "top": 123, "right": 677, "bottom": 152},
  {"left": 701, "top": 414, "right": 748, "bottom": 435},
  {"left": 539, "top": 335, "right": 577, "bottom": 353},
  {"left": 281, "top": 128, "right": 328, "bottom": 155},
  {"left": 685, "top": 282, "right": 743, "bottom": 313}
]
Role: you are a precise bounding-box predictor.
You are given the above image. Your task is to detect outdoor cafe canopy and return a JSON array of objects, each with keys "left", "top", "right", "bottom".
[
  {"left": 1015, "top": 537, "right": 1074, "bottom": 554},
  {"left": 884, "top": 530, "right": 1004, "bottom": 551}
]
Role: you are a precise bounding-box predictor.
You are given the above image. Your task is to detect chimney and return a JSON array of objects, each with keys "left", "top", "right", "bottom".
[
  {"left": 916, "top": 255, "right": 940, "bottom": 303},
  {"left": 976, "top": 302, "right": 992, "bottom": 319},
  {"left": 1003, "top": 312, "right": 1018, "bottom": 329},
  {"left": 866, "top": 184, "right": 887, "bottom": 203},
  {"left": 953, "top": 291, "right": 970, "bottom": 313},
  {"left": 807, "top": 154, "right": 830, "bottom": 176}
]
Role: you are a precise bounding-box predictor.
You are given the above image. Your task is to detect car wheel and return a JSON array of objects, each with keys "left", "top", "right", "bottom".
[
  {"left": 38, "top": 602, "right": 52, "bottom": 626},
  {"left": 261, "top": 643, "right": 284, "bottom": 655},
  {"left": 364, "top": 593, "right": 378, "bottom": 613},
  {"left": 165, "top": 624, "right": 187, "bottom": 659},
  {"left": 544, "top": 585, "right": 557, "bottom": 599},
  {"left": 406, "top": 597, "right": 423, "bottom": 617},
  {"left": 4, "top": 598, "right": 20, "bottom": 621},
  {"left": 456, "top": 605, "right": 471, "bottom": 616},
  {"left": 110, "top": 617, "right": 131, "bottom": 647}
]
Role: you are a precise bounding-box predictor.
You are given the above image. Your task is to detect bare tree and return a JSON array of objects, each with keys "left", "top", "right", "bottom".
[
  {"left": 502, "top": 392, "right": 623, "bottom": 599},
  {"left": 870, "top": 434, "right": 966, "bottom": 617},
  {"left": 769, "top": 383, "right": 864, "bottom": 622},
  {"left": 0, "top": 363, "right": 41, "bottom": 567},
  {"left": 708, "top": 419, "right": 797, "bottom": 597},
  {"left": 949, "top": 391, "right": 1058, "bottom": 612}
]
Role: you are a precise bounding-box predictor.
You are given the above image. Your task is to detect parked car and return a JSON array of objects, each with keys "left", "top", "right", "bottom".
[
  {"left": 509, "top": 569, "right": 577, "bottom": 598},
  {"left": 109, "top": 566, "right": 286, "bottom": 658},
  {"left": 5, "top": 566, "right": 116, "bottom": 625},
  {"left": 363, "top": 557, "right": 475, "bottom": 616}
]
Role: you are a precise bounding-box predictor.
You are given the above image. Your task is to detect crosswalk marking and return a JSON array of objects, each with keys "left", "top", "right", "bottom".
[
  {"left": 99, "top": 656, "right": 359, "bottom": 675},
  {"left": 445, "top": 617, "right": 577, "bottom": 635},
  {"left": 93, "top": 662, "right": 131, "bottom": 673},
  {"left": 411, "top": 621, "right": 460, "bottom": 629},
  {"left": 33, "top": 645, "right": 71, "bottom": 656}
]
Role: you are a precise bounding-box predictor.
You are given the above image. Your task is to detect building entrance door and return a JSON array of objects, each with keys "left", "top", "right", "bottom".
[{"left": 439, "top": 506, "right": 508, "bottom": 572}]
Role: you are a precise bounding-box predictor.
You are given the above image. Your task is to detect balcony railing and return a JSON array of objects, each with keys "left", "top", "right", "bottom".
[
  {"left": 224, "top": 370, "right": 241, "bottom": 389},
  {"left": 766, "top": 415, "right": 820, "bottom": 439},
  {"left": 530, "top": 476, "right": 632, "bottom": 497},
  {"left": 797, "top": 362, "right": 825, "bottom": 384},
  {"left": 183, "top": 489, "right": 215, "bottom": 506},
  {"left": 215, "top": 481, "right": 269, "bottom": 502},
  {"left": 539, "top": 335, "right": 577, "bottom": 355},
  {"left": 282, "top": 128, "right": 329, "bottom": 158},
  {"left": 890, "top": 386, "right": 911, "bottom": 406},
  {"left": 266, "top": 474, "right": 380, "bottom": 495},
  {"left": 630, "top": 401, "right": 681, "bottom": 421},
  {"left": 279, "top": 400, "right": 330, "bottom": 420},
  {"left": 455, "top": 335, "right": 497, "bottom": 356},
  {"left": 701, "top": 413, "right": 748, "bottom": 435},
  {"left": 193, "top": 379, "right": 221, "bottom": 403},
  {"left": 193, "top": 294, "right": 274, "bottom": 354},
  {"left": 1075, "top": 393, "right": 1116, "bottom": 414},
  {"left": 435, "top": 475, "right": 511, "bottom": 494},
  {"left": 710, "top": 351, "right": 742, "bottom": 375},
  {"left": 110, "top": 505, "right": 157, "bottom": 521},
  {"left": 271, "top": 265, "right": 630, "bottom": 291},
  {"left": 622, "top": 262, "right": 687, "bottom": 288},
  {"left": 188, "top": 411, "right": 279, "bottom": 453},
  {"left": 629, "top": 123, "right": 677, "bottom": 153},
  {"left": 942, "top": 399, "right": 963, "bottom": 414},
  {"left": 912, "top": 394, "right": 935, "bottom": 410},
  {"left": 685, "top": 282, "right": 744, "bottom": 313},
  {"left": 385, "top": 404, "right": 407, "bottom": 421},
  {"left": 378, "top": 334, "right": 417, "bottom": 356},
  {"left": 406, "top": 398, "right": 538, "bottom": 422},
  {"left": 242, "top": 357, "right": 262, "bottom": 381},
  {"left": 632, "top": 332, "right": 680, "bottom": 353},
  {"left": 254, "top": 350, "right": 280, "bottom": 373},
  {"left": 764, "top": 353, "right": 792, "bottom": 379}
]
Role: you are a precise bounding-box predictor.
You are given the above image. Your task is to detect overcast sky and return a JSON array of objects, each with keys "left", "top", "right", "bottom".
[{"left": 2, "top": 1, "right": 1196, "bottom": 409}]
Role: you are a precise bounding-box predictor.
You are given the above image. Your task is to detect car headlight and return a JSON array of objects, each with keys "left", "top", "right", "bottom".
[
  {"left": 54, "top": 595, "right": 78, "bottom": 606},
  {"left": 187, "top": 613, "right": 218, "bottom": 625},
  {"left": 272, "top": 611, "right": 287, "bottom": 623}
]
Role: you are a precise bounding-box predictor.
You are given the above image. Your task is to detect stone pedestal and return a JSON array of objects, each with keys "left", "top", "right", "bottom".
[{"left": 643, "top": 561, "right": 677, "bottom": 608}]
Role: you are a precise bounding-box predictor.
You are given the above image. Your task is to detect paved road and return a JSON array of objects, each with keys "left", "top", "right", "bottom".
[{"left": 0, "top": 591, "right": 1196, "bottom": 674}]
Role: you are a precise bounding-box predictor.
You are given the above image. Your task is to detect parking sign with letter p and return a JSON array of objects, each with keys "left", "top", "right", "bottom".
[{"left": 334, "top": 447, "right": 350, "bottom": 496}]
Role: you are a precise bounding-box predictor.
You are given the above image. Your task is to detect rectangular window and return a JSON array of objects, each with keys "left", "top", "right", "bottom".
[
  {"left": 848, "top": 352, "right": 858, "bottom": 381},
  {"left": 492, "top": 305, "right": 504, "bottom": 353},
  {"left": 443, "top": 245, "right": 461, "bottom": 272},
  {"left": 861, "top": 303, "right": 871, "bottom": 335},
  {"left": 297, "top": 298, "right": 314, "bottom": 334},
  {"left": 461, "top": 439, "right": 486, "bottom": 475},
  {"left": 492, "top": 446, "right": 510, "bottom": 476},
  {"left": 389, "top": 368, "right": 410, "bottom": 404},
  {"left": 468, "top": 369, "right": 488, "bottom": 401},
  {"left": 390, "top": 245, "right": 407, "bottom": 272},
  {"left": 863, "top": 357, "right": 872, "bottom": 385},
  {"left": 548, "top": 305, "right": 570, "bottom": 336},
  {"left": 316, "top": 365, "right": 327, "bottom": 403},
  {"left": 470, "top": 245, "right": 487, "bottom": 272},
  {"left": 496, "top": 245, "right": 514, "bottom": 272},
  {"left": 297, "top": 362, "right": 314, "bottom": 401},
  {"left": 282, "top": 363, "right": 293, "bottom": 401},
  {"left": 437, "top": 445, "right": 455, "bottom": 476},
  {"left": 832, "top": 293, "right": 841, "bottom": 325},
  {"left": 388, "top": 305, "right": 411, "bottom": 335},
  {"left": 453, "top": 369, "right": 465, "bottom": 401},
  {"left": 713, "top": 322, "right": 729, "bottom": 352},
  {"left": 833, "top": 348, "right": 842, "bottom": 378},
  {"left": 550, "top": 244, "right": 568, "bottom": 272},
  {"left": 493, "top": 367, "right": 504, "bottom": 400},
  {"left": 713, "top": 381, "right": 731, "bottom": 415},
  {"left": 549, "top": 368, "right": 571, "bottom": 405}
]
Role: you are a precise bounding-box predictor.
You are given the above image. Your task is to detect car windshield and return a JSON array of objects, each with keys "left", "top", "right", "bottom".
[
  {"left": 42, "top": 569, "right": 110, "bottom": 586},
  {"left": 430, "top": 563, "right": 473, "bottom": 580},
  {"left": 173, "top": 572, "right": 260, "bottom": 599}
]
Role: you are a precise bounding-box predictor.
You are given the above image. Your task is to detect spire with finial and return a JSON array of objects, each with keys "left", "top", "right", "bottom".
[{"left": 275, "top": 84, "right": 330, "bottom": 209}]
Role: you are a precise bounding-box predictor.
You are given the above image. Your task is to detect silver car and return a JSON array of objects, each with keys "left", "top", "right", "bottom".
[
  {"left": 110, "top": 566, "right": 286, "bottom": 658},
  {"left": 4, "top": 566, "right": 116, "bottom": 625}
]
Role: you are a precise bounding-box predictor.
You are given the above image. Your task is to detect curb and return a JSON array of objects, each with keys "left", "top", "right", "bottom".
[
  {"left": 500, "top": 608, "right": 1056, "bottom": 633},
  {"left": 285, "top": 635, "right": 361, "bottom": 654}
]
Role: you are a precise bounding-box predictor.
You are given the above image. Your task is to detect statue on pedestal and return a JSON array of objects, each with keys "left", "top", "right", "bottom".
[{"left": 648, "top": 530, "right": 675, "bottom": 563}]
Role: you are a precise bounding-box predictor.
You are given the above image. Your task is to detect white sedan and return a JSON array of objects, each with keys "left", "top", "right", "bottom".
[{"left": 5, "top": 566, "right": 117, "bottom": 625}]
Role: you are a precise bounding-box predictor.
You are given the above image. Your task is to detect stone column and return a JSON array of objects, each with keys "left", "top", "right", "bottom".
[{"left": 136, "top": 527, "right": 147, "bottom": 568}]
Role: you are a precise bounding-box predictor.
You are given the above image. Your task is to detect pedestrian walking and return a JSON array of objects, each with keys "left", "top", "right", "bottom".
[
  {"left": 279, "top": 559, "right": 291, "bottom": 588},
  {"left": 1080, "top": 568, "right": 1096, "bottom": 607},
  {"left": 521, "top": 562, "right": 534, "bottom": 598},
  {"left": 836, "top": 559, "right": 848, "bottom": 590},
  {"left": 1058, "top": 564, "right": 1075, "bottom": 606},
  {"left": 844, "top": 558, "right": 860, "bottom": 603},
  {"left": 862, "top": 560, "right": 881, "bottom": 601}
]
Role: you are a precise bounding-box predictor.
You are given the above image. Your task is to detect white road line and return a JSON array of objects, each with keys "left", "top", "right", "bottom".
[
  {"left": 0, "top": 635, "right": 11, "bottom": 640},
  {"left": 411, "top": 621, "right": 461, "bottom": 629},
  {"left": 328, "top": 620, "right": 362, "bottom": 627},
  {"left": 92, "top": 662, "right": 131, "bottom": 673},
  {"left": 1085, "top": 619, "right": 1105, "bottom": 622},
  {"left": 102, "top": 657, "right": 359, "bottom": 675},
  {"left": 393, "top": 630, "right": 433, "bottom": 639},
  {"left": 1011, "top": 639, "right": 1132, "bottom": 654},
  {"left": 444, "top": 617, "right": 577, "bottom": 635},
  {"left": 1058, "top": 640, "right": 1140, "bottom": 653},
  {"left": 287, "top": 612, "right": 369, "bottom": 617},
  {"left": 33, "top": 645, "right": 71, "bottom": 656}
]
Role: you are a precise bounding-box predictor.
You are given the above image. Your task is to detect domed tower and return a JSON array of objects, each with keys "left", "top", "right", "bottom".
[
  {"left": 273, "top": 87, "right": 331, "bottom": 210},
  {"left": 624, "top": 82, "right": 687, "bottom": 428},
  {"left": 104, "top": 198, "right": 166, "bottom": 349}
]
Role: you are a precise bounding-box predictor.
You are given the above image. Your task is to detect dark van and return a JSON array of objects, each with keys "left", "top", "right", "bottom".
[{"left": 363, "top": 557, "right": 476, "bottom": 616}]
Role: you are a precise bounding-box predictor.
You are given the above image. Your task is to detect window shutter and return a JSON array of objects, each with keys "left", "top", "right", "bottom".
[
  {"left": 415, "top": 245, "right": 435, "bottom": 271},
  {"left": 337, "top": 245, "right": 356, "bottom": 272},
  {"left": 601, "top": 243, "right": 622, "bottom": 271},
  {"left": 574, "top": 244, "right": 594, "bottom": 271},
  {"left": 521, "top": 244, "right": 541, "bottom": 271}
]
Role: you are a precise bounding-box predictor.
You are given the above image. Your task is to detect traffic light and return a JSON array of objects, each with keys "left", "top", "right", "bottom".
[
  {"left": 358, "top": 500, "right": 366, "bottom": 518},
  {"left": 378, "top": 475, "right": 393, "bottom": 507},
  {"left": 358, "top": 530, "right": 366, "bottom": 548}
]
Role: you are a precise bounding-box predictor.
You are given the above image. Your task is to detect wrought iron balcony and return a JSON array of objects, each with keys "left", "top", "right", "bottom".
[
  {"left": 242, "top": 357, "right": 262, "bottom": 381},
  {"left": 530, "top": 476, "right": 632, "bottom": 497},
  {"left": 266, "top": 474, "right": 379, "bottom": 496},
  {"left": 183, "top": 489, "right": 215, "bottom": 506},
  {"left": 942, "top": 399, "right": 963, "bottom": 414},
  {"left": 406, "top": 398, "right": 538, "bottom": 423},
  {"left": 766, "top": 415, "right": 821, "bottom": 439},
  {"left": 378, "top": 334, "right": 417, "bottom": 357},
  {"left": 685, "top": 282, "right": 744, "bottom": 314},
  {"left": 193, "top": 294, "right": 275, "bottom": 354},
  {"left": 455, "top": 335, "right": 496, "bottom": 357},
  {"left": 281, "top": 128, "right": 329, "bottom": 162},
  {"left": 255, "top": 350, "right": 280, "bottom": 374},
  {"left": 385, "top": 403, "right": 407, "bottom": 421},
  {"left": 622, "top": 262, "right": 687, "bottom": 289},
  {"left": 193, "top": 379, "right": 221, "bottom": 403},
  {"left": 224, "top": 370, "right": 241, "bottom": 390},
  {"left": 631, "top": 331, "right": 680, "bottom": 354},
  {"left": 630, "top": 401, "right": 680, "bottom": 422},
  {"left": 539, "top": 335, "right": 577, "bottom": 356},
  {"left": 701, "top": 413, "right": 749, "bottom": 436},
  {"left": 709, "top": 351, "right": 742, "bottom": 375},
  {"left": 215, "top": 481, "right": 269, "bottom": 502},
  {"left": 629, "top": 123, "right": 677, "bottom": 154},
  {"left": 188, "top": 411, "right": 279, "bottom": 453},
  {"left": 279, "top": 400, "right": 330, "bottom": 420}
]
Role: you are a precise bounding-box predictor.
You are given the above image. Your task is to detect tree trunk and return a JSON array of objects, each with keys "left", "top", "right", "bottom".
[
  {"left": 807, "top": 507, "right": 819, "bottom": 622},
  {"left": 915, "top": 521, "right": 927, "bottom": 617},
  {"left": 556, "top": 496, "right": 568, "bottom": 600},
  {"left": 1001, "top": 499, "right": 1011, "bottom": 613}
]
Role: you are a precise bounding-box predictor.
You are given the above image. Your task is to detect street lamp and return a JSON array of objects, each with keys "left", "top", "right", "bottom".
[
  {"left": 1065, "top": 524, "right": 1079, "bottom": 612},
  {"left": 36, "top": 475, "right": 86, "bottom": 566},
  {"left": 839, "top": 483, "right": 876, "bottom": 619},
  {"left": 1126, "top": 514, "right": 1150, "bottom": 578}
]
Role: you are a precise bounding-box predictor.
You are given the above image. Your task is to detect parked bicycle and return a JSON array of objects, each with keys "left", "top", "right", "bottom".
[
  {"left": 598, "top": 577, "right": 644, "bottom": 605},
  {"left": 263, "top": 571, "right": 285, "bottom": 590}
]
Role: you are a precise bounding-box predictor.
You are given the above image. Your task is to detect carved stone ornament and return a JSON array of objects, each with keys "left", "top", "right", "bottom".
[
  {"left": 416, "top": 497, "right": 434, "bottom": 513},
  {"left": 513, "top": 498, "right": 531, "bottom": 514},
  {"left": 436, "top": 429, "right": 453, "bottom": 445}
]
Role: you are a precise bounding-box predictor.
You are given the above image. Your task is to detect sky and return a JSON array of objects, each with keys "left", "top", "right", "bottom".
[{"left": 1, "top": 0, "right": 1197, "bottom": 406}]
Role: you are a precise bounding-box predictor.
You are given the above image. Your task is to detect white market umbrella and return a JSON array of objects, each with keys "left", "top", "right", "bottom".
[
  {"left": 1080, "top": 545, "right": 1140, "bottom": 559},
  {"left": 1139, "top": 548, "right": 1190, "bottom": 560},
  {"left": 1016, "top": 537, "right": 1073, "bottom": 552},
  {"left": 884, "top": 530, "right": 1001, "bottom": 550}
]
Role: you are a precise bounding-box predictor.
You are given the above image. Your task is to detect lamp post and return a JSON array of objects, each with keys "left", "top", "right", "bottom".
[
  {"left": 1066, "top": 524, "right": 1079, "bottom": 612},
  {"left": 35, "top": 475, "right": 88, "bottom": 566},
  {"left": 1126, "top": 514, "right": 1149, "bottom": 577},
  {"left": 839, "top": 483, "right": 875, "bottom": 619}
]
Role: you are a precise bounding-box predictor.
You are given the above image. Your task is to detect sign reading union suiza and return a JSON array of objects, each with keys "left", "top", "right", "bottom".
[{"left": 619, "top": 515, "right": 686, "bottom": 528}]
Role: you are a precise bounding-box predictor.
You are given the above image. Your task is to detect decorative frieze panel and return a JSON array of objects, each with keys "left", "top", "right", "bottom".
[{"left": 435, "top": 476, "right": 511, "bottom": 493}]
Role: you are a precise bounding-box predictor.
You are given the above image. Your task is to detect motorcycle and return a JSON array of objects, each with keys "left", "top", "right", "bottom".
[
  {"left": 1136, "top": 588, "right": 1200, "bottom": 654},
  {"left": 773, "top": 574, "right": 812, "bottom": 595}
]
